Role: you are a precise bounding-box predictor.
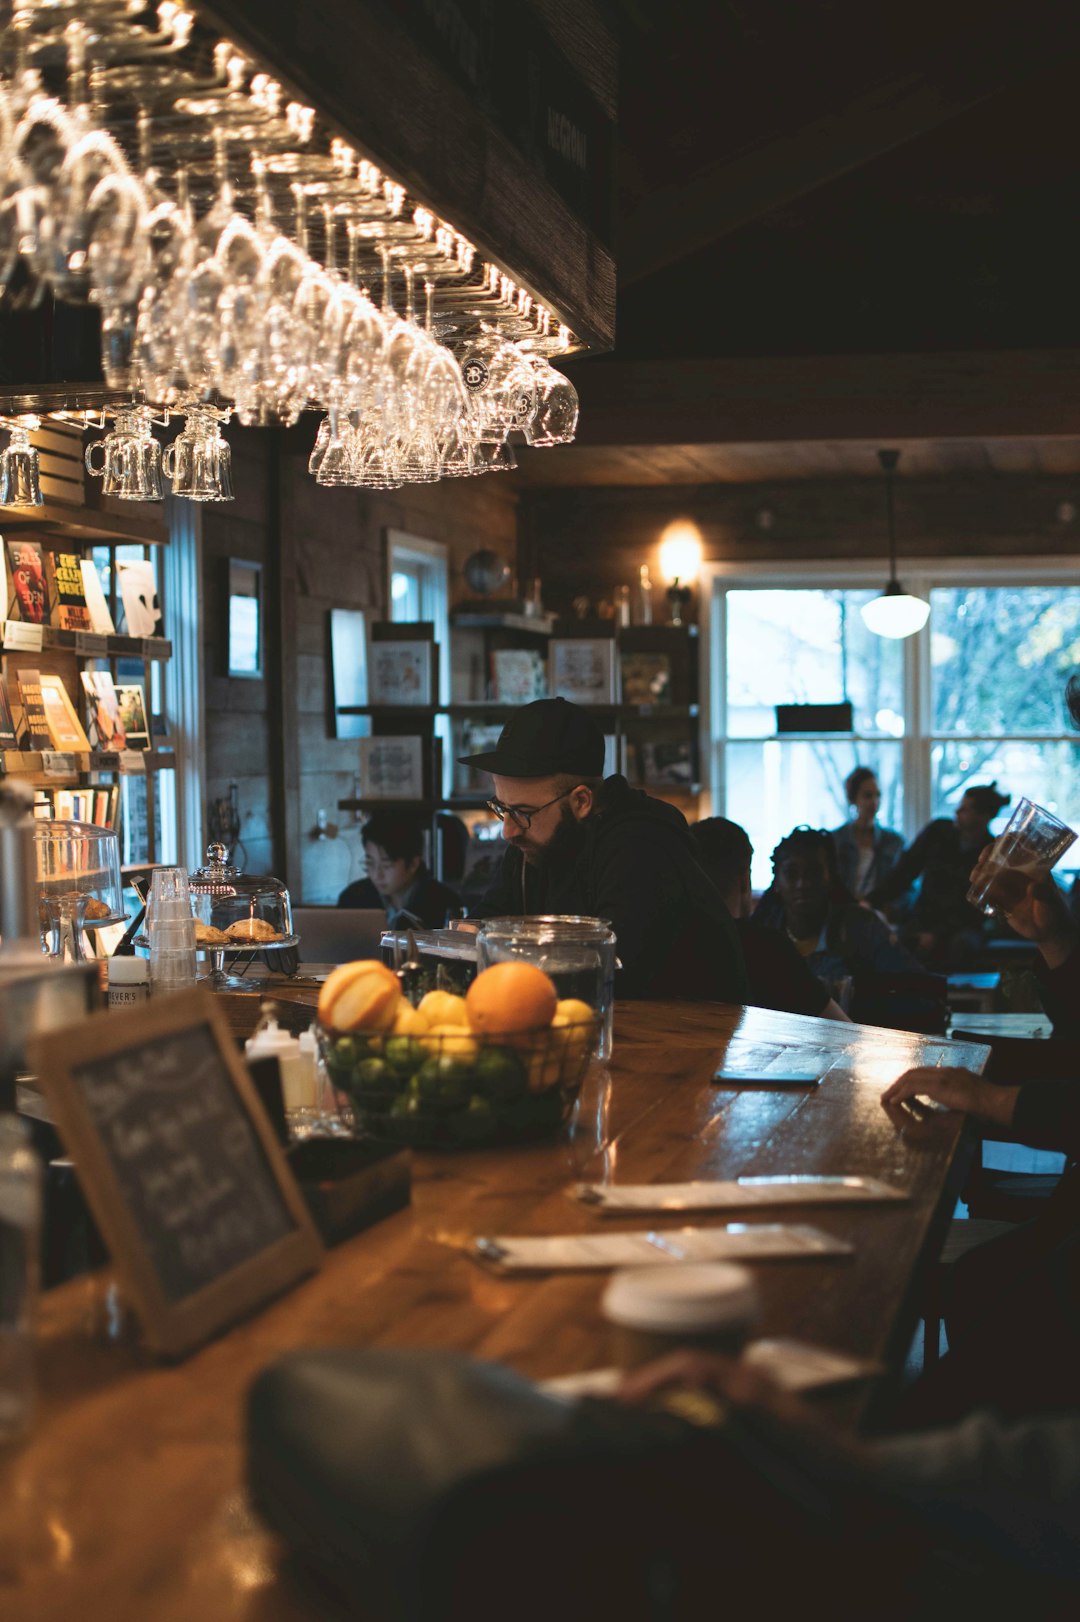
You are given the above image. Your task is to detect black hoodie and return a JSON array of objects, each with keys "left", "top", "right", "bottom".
[{"left": 476, "top": 776, "right": 749, "bottom": 1002}]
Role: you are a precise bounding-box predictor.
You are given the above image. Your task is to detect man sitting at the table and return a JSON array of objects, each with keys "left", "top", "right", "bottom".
[{"left": 460, "top": 697, "right": 748, "bottom": 1002}]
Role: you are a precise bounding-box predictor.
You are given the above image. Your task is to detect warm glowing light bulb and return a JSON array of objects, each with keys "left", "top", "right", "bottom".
[{"left": 658, "top": 521, "right": 703, "bottom": 584}]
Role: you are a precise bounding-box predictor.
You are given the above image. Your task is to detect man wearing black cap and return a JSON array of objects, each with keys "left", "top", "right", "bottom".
[{"left": 460, "top": 698, "right": 748, "bottom": 1001}]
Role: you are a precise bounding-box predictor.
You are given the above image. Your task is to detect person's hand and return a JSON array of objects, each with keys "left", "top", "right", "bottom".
[
  {"left": 968, "top": 853, "right": 1078, "bottom": 965},
  {"left": 880, "top": 1066, "right": 1018, "bottom": 1133},
  {"left": 617, "top": 1351, "right": 807, "bottom": 1431}
]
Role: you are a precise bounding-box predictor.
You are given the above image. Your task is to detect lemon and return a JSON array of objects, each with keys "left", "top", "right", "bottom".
[
  {"left": 418, "top": 989, "right": 470, "bottom": 1028},
  {"left": 422, "top": 1022, "right": 479, "bottom": 1062}
]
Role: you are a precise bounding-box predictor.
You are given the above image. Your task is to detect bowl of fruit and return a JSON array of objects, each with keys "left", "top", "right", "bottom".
[{"left": 317, "top": 959, "right": 597, "bottom": 1148}]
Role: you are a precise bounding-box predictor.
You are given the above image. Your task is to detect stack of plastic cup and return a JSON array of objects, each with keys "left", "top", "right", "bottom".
[{"left": 147, "top": 866, "right": 197, "bottom": 996}]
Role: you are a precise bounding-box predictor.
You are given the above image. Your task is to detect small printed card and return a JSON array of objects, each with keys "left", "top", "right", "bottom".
[
  {"left": 714, "top": 1039, "right": 837, "bottom": 1086},
  {"left": 571, "top": 1176, "right": 908, "bottom": 1213},
  {"left": 468, "top": 1223, "right": 852, "bottom": 1274}
]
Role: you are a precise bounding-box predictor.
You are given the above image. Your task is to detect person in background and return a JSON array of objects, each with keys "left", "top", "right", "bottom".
[
  {"left": 461, "top": 698, "right": 748, "bottom": 1002},
  {"left": 753, "top": 827, "right": 932, "bottom": 1022},
  {"left": 692, "top": 817, "right": 849, "bottom": 1021},
  {"left": 337, "top": 812, "right": 461, "bottom": 928},
  {"left": 830, "top": 766, "right": 904, "bottom": 900},
  {"left": 868, "top": 782, "right": 1010, "bottom": 966}
]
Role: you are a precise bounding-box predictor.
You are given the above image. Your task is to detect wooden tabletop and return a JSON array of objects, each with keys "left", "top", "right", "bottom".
[{"left": 2, "top": 1000, "right": 986, "bottom": 1622}]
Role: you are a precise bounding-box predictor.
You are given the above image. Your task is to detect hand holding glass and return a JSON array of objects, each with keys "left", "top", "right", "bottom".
[{"left": 966, "top": 797, "right": 1076, "bottom": 914}]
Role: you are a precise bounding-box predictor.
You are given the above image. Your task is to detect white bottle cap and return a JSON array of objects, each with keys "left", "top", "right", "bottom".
[{"left": 245, "top": 1012, "right": 301, "bottom": 1060}]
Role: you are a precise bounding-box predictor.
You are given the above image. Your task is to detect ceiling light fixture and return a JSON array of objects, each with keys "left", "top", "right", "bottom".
[{"left": 860, "top": 448, "right": 929, "bottom": 640}]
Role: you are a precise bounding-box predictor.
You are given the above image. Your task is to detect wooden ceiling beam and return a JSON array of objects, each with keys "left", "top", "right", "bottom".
[
  {"left": 618, "top": 16, "right": 1080, "bottom": 288},
  {"left": 570, "top": 349, "right": 1080, "bottom": 446}
]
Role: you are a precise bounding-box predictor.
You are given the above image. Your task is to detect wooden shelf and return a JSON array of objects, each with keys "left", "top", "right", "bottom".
[
  {"left": 0, "top": 500, "right": 168, "bottom": 547},
  {"left": 1, "top": 624, "right": 172, "bottom": 660},
  {"left": 1, "top": 746, "right": 175, "bottom": 781},
  {"left": 451, "top": 610, "right": 556, "bottom": 634}
]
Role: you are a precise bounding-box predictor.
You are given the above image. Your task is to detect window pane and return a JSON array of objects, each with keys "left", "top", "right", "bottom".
[
  {"left": 726, "top": 740, "right": 904, "bottom": 891},
  {"left": 931, "top": 586, "right": 1080, "bottom": 735},
  {"left": 726, "top": 589, "right": 905, "bottom": 737}
]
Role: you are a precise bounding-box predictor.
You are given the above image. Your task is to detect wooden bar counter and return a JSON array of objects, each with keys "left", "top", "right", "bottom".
[{"left": 2, "top": 1000, "right": 986, "bottom": 1621}]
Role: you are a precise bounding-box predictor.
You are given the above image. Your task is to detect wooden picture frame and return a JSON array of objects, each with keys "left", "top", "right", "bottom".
[{"left": 29, "top": 987, "right": 322, "bottom": 1359}]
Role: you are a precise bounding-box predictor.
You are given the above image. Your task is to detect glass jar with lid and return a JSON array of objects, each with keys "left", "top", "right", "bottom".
[
  {"left": 34, "top": 821, "right": 125, "bottom": 949},
  {"left": 475, "top": 916, "right": 616, "bottom": 1059},
  {"left": 188, "top": 842, "right": 295, "bottom": 947}
]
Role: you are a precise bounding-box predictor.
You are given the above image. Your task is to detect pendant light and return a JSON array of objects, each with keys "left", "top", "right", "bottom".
[{"left": 860, "top": 449, "right": 930, "bottom": 639}]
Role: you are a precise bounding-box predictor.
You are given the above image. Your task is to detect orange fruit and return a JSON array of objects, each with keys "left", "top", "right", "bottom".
[
  {"left": 465, "top": 961, "right": 558, "bottom": 1037},
  {"left": 317, "top": 959, "right": 402, "bottom": 1032}
]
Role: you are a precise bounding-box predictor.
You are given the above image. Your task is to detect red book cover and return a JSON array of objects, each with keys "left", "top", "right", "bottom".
[{"left": 5, "top": 539, "right": 46, "bottom": 623}]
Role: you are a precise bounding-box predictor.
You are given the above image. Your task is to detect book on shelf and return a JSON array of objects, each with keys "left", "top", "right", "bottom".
[
  {"left": 39, "top": 673, "right": 91, "bottom": 751},
  {"left": 490, "top": 647, "right": 546, "bottom": 704},
  {"left": 620, "top": 651, "right": 672, "bottom": 706},
  {"left": 0, "top": 673, "right": 17, "bottom": 748},
  {"left": 367, "top": 639, "right": 433, "bottom": 706},
  {"left": 45, "top": 550, "right": 93, "bottom": 632},
  {"left": 80, "top": 559, "right": 116, "bottom": 635},
  {"left": 549, "top": 637, "right": 617, "bottom": 705},
  {"left": 113, "top": 682, "right": 150, "bottom": 749},
  {"left": 116, "top": 558, "right": 161, "bottom": 638},
  {"left": 358, "top": 734, "right": 424, "bottom": 800},
  {"left": 32, "top": 783, "right": 119, "bottom": 828},
  {"left": 6, "top": 538, "right": 46, "bottom": 623},
  {"left": 81, "top": 670, "right": 127, "bottom": 751},
  {"left": 15, "top": 667, "right": 52, "bottom": 747}
]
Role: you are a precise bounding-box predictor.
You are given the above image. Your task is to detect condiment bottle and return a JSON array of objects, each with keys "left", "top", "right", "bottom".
[{"left": 245, "top": 1003, "right": 315, "bottom": 1133}]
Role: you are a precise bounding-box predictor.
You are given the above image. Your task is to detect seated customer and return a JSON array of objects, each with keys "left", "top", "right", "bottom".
[
  {"left": 461, "top": 698, "right": 748, "bottom": 1002},
  {"left": 338, "top": 813, "right": 461, "bottom": 928},
  {"left": 691, "top": 817, "right": 849, "bottom": 1021},
  {"left": 752, "top": 827, "right": 934, "bottom": 1023},
  {"left": 830, "top": 766, "right": 904, "bottom": 899},
  {"left": 869, "top": 782, "right": 1010, "bottom": 966}
]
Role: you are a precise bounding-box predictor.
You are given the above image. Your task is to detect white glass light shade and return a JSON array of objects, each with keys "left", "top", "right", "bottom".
[
  {"left": 860, "top": 584, "right": 930, "bottom": 639},
  {"left": 658, "top": 520, "right": 703, "bottom": 584}
]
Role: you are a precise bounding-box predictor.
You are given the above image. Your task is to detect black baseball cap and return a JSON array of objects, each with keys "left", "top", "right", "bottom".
[{"left": 457, "top": 697, "right": 606, "bottom": 778}]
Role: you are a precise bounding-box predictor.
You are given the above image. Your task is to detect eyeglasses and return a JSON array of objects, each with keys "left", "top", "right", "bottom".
[{"left": 485, "top": 789, "right": 574, "bottom": 831}]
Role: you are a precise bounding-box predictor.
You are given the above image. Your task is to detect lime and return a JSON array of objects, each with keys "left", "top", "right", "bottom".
[
  {"left": 384, "top": 1035, "right": 426, "bottom": 1077},
  {"left": 415, "top": 1054, "right": 470, "bottom": 1110},
  {"left": 473, "top": 1045, "right": 526, "bottom": 1100},
  {"left": 354, "top": 1056, "right": 392, "bottom": 1094}
]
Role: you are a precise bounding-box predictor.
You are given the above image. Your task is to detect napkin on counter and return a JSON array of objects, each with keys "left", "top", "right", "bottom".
[
  {"left": 570, "top": 1175, "right": 909, "bottom": 1213},
  {"left": 468, "top": 1223, "right": 853, "bottom": 1273}
]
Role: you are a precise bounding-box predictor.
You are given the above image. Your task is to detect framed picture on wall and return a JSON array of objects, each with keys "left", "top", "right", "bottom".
[
  {"left": 368, "top": 639, "right": 434, "bottom": 706},
  {"left": 549, "top": 638, "right": 617, "bottom": 706}
]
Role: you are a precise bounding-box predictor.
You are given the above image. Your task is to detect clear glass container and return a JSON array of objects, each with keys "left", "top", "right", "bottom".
[
  {"left": 34, "top": 820, "right": 124, "bottom": 930},
  {"left": 188, "top": 842, "right": 295, "bottom": 949},
  {"left": 476, "top": 916, "right": 616, "bottom": 1059},
  {"left": 380, "top": 927, "right": 479, "bottom": 996}
]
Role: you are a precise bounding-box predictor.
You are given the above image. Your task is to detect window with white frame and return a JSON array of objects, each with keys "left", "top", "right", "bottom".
[
  {"left": 387, "top": 530, "right": 450, "bottom": 793},
  {"left": 705, "top": 566, "right": 1080, "bottom": 891}
]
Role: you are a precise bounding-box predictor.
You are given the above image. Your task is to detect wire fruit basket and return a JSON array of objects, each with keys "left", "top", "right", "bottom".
[{"left": 317, "top": 1020, "right": 594, "bottom": 1149}]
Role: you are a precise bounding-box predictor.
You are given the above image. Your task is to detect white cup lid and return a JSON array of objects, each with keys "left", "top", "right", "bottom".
[{"left": 602, "top": 1262, "right": 758, "bottom": 1333}]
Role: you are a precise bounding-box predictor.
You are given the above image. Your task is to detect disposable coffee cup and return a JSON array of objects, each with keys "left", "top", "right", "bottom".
[
  {"left": 966, "top": 797, "right": 1076, "bottom": 914},
  {"left": 602, "top": 1262, "right": 759, "bottom": 1370}
]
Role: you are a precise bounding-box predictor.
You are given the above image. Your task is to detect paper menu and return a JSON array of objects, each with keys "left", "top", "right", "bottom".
[
  {"left": 469, "top": 1224, "right": 853, "bottom": 1274},
  {"left": 539, "top": 1340, "right": 882, "bottom": 1402},
  {"left": 571, "top": 1176, "right": 909, "bottom": 1213}
]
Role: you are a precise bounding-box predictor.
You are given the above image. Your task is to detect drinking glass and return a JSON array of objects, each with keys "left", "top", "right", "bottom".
[
  {"left": 0, "top": 425, "right": 43, "bottom": 507},
  {"left": 163, "top": 409, "right": 234, "bottom": 501},
  {"left": 966, "top": 797, "right": 1077, "bottom": 913},
  {"left": 84, "top": 406, "right": 163, "bottom": 500}
]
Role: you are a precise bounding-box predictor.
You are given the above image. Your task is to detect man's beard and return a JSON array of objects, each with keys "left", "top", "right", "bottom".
[{"left": 520, "top": 803, "right": 588, "bottom": 868}]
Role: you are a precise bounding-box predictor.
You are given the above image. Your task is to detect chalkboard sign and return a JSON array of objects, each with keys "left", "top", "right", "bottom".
[{"left": 30, "top": 988, "right": 322, "bottom": 1358}]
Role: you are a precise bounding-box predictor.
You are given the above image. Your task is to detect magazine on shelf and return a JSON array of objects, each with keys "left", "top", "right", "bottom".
[
  {"left": 368, "top": 640, "right": 433, "bottom": 706},
  {"left": 491, "top": 647, "right": 546, "bottom": 704},
  {"left": 455, "top": 719, "right": 502, "bottom": 794},
  {"left": 113, "top": 682, "right": 150, "bottom": 749},
  {"left": 5, "top": 538, "right": 46, "bottom": 623},
  {"left": 45, "top": 550, "right": 93, "bottom": 632},
  {"left": 620, "top": 651, "right": 672, "bottom": 706},
  {"left": 359, "top": 734, "right": 424, "bottom": 799},
  {"left": 39, "top": 673, "right": 91, "bottom": 751},
  {"left": 641, "top": 738, "right": 694, "bottom": 786},
  {"left": 548, "top": 638, "right": 617, "bottom": 705},
  {"left": 80, "top": 558, "right": 116, "bottom": 635},
  {"left": 116, "top": 558, "right": 161, "bottom": 638}
]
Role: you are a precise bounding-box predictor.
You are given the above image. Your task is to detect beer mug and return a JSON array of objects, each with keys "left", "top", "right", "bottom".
[
  {"left": 84, "top": 406, "right": 163, "bottom": 501},
  {"left": 0, "top": 425, "right": 44, "bottom": 508},
  {"left": 162, "top": 409, "right": 234, "bottom": 502}
]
